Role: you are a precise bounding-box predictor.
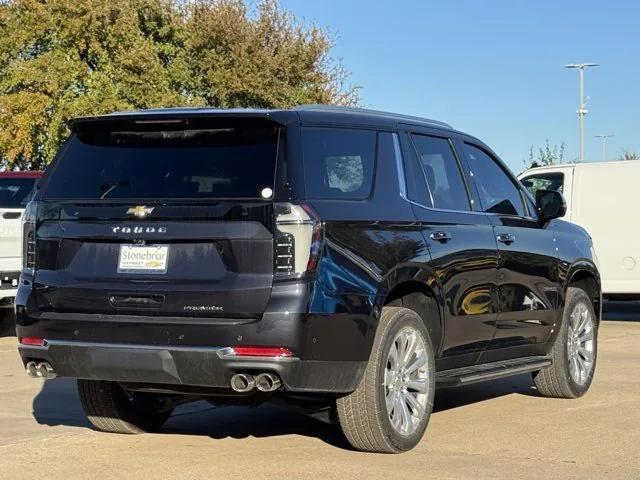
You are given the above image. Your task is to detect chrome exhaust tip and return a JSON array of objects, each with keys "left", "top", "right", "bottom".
[
  {"left": 255, "top": 372, "right": 282, "bottom": 392},
  {"left": 25, "top": 361, "right": 38, "bottom": 378},
  {"left": 230, "top": 373, "right": 255, "bottom": 392},
  {"left": 36, "top": 362, "right": 56, "bottom": 379}
]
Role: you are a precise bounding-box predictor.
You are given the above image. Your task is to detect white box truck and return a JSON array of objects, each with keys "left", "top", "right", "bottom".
[{"left": 519, "top": 161, "right": 640, "bottom": 299}]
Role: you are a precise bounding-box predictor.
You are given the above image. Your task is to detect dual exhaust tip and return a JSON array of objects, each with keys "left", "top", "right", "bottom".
[
  {"left": 25, "top": 361, "right": 56, "bottom": 379},
  {"left": 231, "top": 372, "right": 281, "bottom": 393},
  {"left": 26, "top": 361, "right": 278, "bottom": 390}
]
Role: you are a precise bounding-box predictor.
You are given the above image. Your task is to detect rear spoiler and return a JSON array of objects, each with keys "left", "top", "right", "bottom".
[{"left": 69, "top": 109, "right": 293, "bottom": 133}]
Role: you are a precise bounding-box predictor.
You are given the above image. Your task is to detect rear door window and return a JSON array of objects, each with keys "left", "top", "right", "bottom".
[
  {"left": 43, "top": 123, "right": 280, "bottom": 200},
  {"left": 302, "top": 128, "right": 376, "bottom": 199},
  {"left": 409, "top": 134, "right": 471, "bottom": 211},
  {"left": 462, "top": 143, "right": 526, "bottom": 216}
]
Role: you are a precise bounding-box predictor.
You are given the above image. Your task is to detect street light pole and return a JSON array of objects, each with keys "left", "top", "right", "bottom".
[
  {"left": 594, "top": 134, "right": 614, "bottom": 162},
  {"left": 565, "top": 63, "right": 599, "bottom": 162}
]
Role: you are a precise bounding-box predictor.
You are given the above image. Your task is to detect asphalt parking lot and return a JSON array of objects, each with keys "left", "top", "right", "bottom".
[{"left": 1, "top": 317, "right": 639, "bottom": 480}]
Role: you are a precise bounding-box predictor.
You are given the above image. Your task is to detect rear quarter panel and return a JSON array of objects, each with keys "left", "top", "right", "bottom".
[{"left": 303, "top": 130, "right": 436, "bottom": 362}]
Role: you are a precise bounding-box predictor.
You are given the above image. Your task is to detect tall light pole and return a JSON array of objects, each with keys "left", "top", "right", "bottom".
[
  {"left": 594, "top": 134, "right": 614, "bottom": 162},
  {"left": 565, "top": 63, "right": 599, "bottom": 162}
]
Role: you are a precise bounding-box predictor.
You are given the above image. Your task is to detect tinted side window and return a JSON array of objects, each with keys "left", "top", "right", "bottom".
[
  {"left": 302, "top": 128, "right": 376, "bottom": 199},
  {"left": 410, "top": 134, "right": 470, "bottom": 211},
  {"left": 462, "top": 143, "right": 525, "bottom": 216}
]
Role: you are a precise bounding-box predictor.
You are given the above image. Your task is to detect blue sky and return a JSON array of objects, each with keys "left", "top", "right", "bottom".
[{"left": 280, "top": 0, "right": 640, "bottom": 173}]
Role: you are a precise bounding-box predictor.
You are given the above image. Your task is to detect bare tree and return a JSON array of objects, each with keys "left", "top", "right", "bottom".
[
  {"left": 618, "top": 150, "right": 640, "bottom": 161},
  {"left": 523, "top": 140, "right": 565, "bottom": 169}
]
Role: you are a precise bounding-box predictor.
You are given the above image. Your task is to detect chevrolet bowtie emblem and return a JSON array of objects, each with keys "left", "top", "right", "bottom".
[{"left": 126, "top": 206, "right": 154, "bottom": 218}]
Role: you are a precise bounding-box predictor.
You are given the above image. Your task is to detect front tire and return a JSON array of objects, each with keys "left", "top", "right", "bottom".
[
  {"left": 78, "top": 380, "right": 173, "bottom": 434},
  {"left": 533, "top": 287, "right": 598, "bottom": 398},
  {"left": 336, "top": 306, "right": 435, "bottom": 453}
]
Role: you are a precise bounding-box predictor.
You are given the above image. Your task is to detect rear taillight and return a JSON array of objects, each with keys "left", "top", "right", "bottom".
[
  {"left": 19, "top": 337, "right": 45, "bottom": 347},
  {"left": 22, "top": 201, "right": 37, "bottom": 270},
  {"left": 274, "top": 203, "right": 322, "bottom": 278}
]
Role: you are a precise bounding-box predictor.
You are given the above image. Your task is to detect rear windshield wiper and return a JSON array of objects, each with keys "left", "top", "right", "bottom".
[{"left": 100, "top": 180, "right": 133, "bottom": 199}]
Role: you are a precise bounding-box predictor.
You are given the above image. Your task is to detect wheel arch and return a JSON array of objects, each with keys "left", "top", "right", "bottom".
[
  {"left": 374, "top": 265, "right": 443, "bottom": 355},
  {"left": 565, "top": 261, "right": 602, "bottom": 321}
]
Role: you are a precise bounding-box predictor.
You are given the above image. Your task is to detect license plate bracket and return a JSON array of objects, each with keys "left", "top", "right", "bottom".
[{"left": 118, "top": 244, "right": 169, "bottom": 274}]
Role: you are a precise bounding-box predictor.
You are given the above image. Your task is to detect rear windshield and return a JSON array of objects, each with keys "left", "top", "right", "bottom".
[
  {"left": 43, "top": 123, "right": 280, "bottom": 200},
  {"left": 0, "top": 177, "right": 37, "bottom": 208}
]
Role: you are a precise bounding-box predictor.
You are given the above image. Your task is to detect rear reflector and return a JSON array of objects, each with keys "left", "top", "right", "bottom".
[
  {"left": 19, "top": 337, "right": 45, "bottom": 347},
  {"left": 231, "top": 346, "right": 293, "bottom": 358}
]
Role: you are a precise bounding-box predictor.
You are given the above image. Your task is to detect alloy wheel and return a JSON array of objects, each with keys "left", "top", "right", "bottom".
[
  {"left": 384, "top": 326, "right": 430, "bottom": 436},
  {"left": 567, "top": 302, "right": 595, "bottom": 385}
]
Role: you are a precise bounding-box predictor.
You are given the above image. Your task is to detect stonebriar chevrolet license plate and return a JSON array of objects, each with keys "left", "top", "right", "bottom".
[{"left": 118, "top": 244, "right": 169, "bottom": 274}]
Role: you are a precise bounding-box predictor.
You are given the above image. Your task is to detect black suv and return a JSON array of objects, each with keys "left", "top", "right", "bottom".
[{"left": 16, "top": 105, "right": 600, "bottom": 453}]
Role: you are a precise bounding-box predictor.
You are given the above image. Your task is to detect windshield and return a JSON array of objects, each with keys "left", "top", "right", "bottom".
[
  {"left": 0, "top": 178, "right": 37, "bottom": 208},
  {"left": 43, "top": 123, "right": 280, "bottom": 200},
  {"left": 520, "top": 172, "right": 564, "bottom": 197}
]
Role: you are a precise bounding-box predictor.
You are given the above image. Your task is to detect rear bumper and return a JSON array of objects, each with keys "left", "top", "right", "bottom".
[
  {"left": 18, "top": 340, "right": 365, "bottom": 393},
  {"left": 15, "top": 276, "right": 377, "bottom": 393}
]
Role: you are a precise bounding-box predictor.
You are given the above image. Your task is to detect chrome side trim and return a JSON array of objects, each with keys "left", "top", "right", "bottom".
[
  {"left": 392, "top": 135, "right": 534, "bottom": 219},
  {"left": 392, "top": 131, "right": 487, "bottom": 216},
  {"left": 392, "top": 133, "right": 407, "bottom": 199},
  {"left": 409, "top": 200, "right": 488, "bottom": 216}
]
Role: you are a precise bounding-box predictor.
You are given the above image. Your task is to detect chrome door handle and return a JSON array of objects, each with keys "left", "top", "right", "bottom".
[
  {"left": 430, "top": 231, "right": 452, "bottom": 242},
  {"left": 497, "top": 233, "right": 516, "bottom": 244}
]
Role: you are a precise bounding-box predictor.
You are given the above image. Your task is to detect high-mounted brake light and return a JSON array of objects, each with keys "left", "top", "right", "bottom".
[
  {"left": 231, "top": 347, "right": 294, "bottom": 358},
  {"left": 19, "top": 337, "right": 45, "bottom": 347},
  {"left": 274, "top": 203, "right": 322, "bottom": 278}
]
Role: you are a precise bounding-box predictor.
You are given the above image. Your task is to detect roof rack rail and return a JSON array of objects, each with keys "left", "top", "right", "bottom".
[{"left": 293, "top": 104, "right": 452, "bottom": 129}]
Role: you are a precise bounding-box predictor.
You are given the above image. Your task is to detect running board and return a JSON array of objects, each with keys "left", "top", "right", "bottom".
[{"left": 436, "top": 356, "right": 552, "bottom": 387}]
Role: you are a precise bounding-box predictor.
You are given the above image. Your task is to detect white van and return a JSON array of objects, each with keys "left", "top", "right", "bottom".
[{"left": 519, "top": 161, "right": 640, "bottom": 299}]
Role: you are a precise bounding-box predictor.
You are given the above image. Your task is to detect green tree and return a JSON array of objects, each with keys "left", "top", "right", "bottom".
[
  {"left": 0, "top": 0, "right": 358, "bottom": 170},
  {"left": 183, "top": 0, "right": 359, "bottom": 108},
  {"left": 523, "top": 139, "right": 565, "bottom": 169},
  {"left": 0, "top": 0, "right": 189, "bottom": 169}
]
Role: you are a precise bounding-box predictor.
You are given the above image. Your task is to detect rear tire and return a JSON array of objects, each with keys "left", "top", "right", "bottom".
[
  {"left": 533, "top": 287, "right": 598, "bottom": 398},
  {"left": 78, "top": 380, "right": 173, "bottom": 434},
  {"left": 336, "top": 306, "right": 435, "bottom": 453},
  {"left": 0, "top": 309, "right": 15, "bottom": 337}
]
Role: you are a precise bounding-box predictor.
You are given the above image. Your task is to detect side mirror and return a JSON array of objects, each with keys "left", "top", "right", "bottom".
[{"left": 536, "top": 189, "right": 566, "bottom": 224}]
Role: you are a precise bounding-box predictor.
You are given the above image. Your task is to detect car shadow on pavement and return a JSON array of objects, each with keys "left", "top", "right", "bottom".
[
  {"left": 434, "top": 372, "right": 541, "bottom": 413},
  {"left": 32, "top": 378, "right": 91, "bottom": 429},
  {"left": 0, "top": 310, "right": 16, "bottom": 338},
  {"left": 32, "top": 372, "right": 541, "bottom": 450},
  {"left": 31, "top": 377, "right": 352, "bottom": 449}
]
